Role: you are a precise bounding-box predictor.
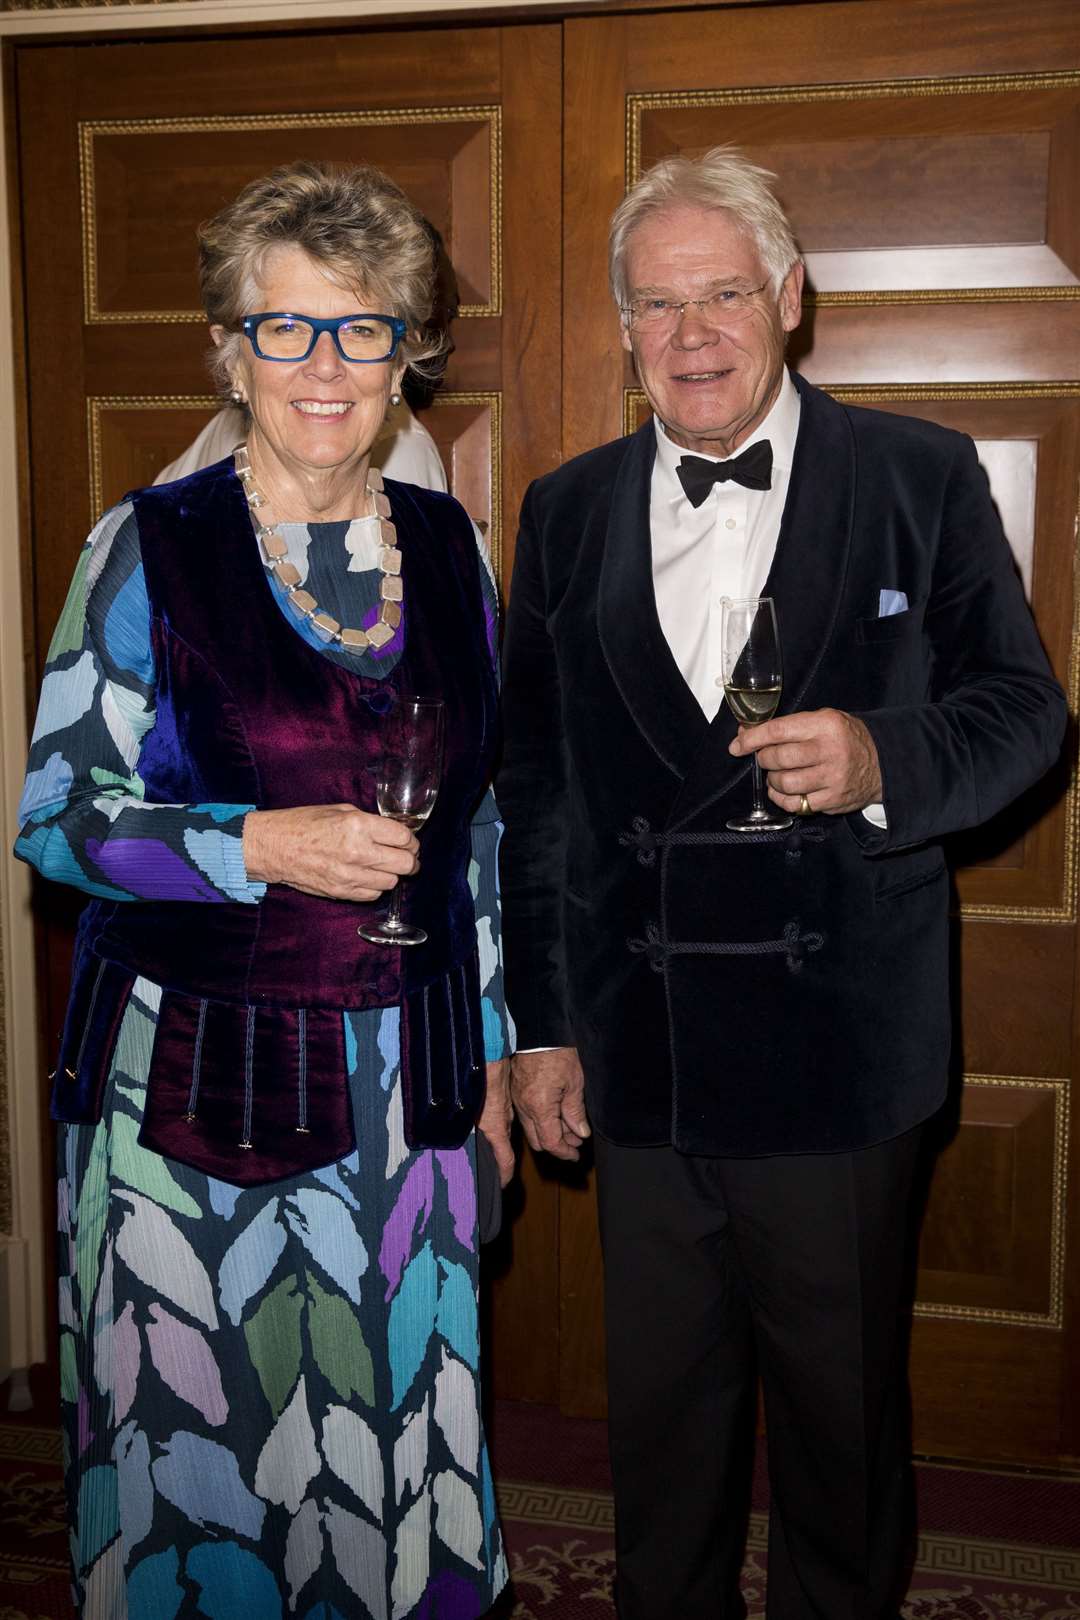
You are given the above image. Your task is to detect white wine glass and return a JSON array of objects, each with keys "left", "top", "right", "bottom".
[
  {"left": 721, "top": 596, "right": 793, "bottom": 834},
  {"left": 358, "top": 696, "right": 445, "bottom": 946}
]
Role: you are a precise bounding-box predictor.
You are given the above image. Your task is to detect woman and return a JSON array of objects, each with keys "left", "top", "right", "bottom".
[{"left": 16, "top": 161, "right": 513, "bottom": 1620}]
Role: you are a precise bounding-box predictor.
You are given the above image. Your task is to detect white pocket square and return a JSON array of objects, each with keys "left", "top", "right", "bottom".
[{"left": 878, "top": 589, "right": 908, "bottom": 617}]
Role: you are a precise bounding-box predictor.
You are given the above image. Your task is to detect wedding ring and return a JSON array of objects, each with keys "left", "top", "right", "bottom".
[{"left": 799, "top": 794, "right": 812, "bottom": 815}]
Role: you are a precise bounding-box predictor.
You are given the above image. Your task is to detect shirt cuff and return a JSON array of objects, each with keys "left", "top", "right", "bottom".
[{"left": 219, "top": 826, "right": 267, "bottom": 902}]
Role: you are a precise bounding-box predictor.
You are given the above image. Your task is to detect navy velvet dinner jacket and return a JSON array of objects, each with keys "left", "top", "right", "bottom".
[{"left": 497, "top": 374, "right": 1067, "bottom": 1157}]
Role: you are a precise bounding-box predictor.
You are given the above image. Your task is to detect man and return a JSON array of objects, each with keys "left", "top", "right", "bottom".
[{"left": 497, "top": 148, "right": 1066, "bottom": 1620}]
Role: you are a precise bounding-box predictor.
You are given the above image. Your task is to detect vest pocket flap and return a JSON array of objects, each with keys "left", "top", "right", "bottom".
[
  {"left": 140, "top": 993, "right": 356, "bottom": 1188},
  {"left": 49, "top": 954, "right": 135, "bottom": 1125},
  {"left": 402, "top": 953, "right": 485, "bottom": 1150}
]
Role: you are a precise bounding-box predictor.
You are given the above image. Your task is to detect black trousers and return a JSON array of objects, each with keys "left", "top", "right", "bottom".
[{"left": 594, "top": 1125, "right": 924, "bottom": 1620}]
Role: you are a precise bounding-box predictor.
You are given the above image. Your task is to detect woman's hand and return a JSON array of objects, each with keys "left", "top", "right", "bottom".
[{"left": 242, "top": 805, "right": 419, "bottom": 901}]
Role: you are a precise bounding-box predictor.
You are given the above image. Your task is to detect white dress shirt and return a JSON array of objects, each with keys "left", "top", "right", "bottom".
[
  {"left": 650, "top": 370, "right": 800, "bottom": 721},
  {"left": 650, "top": 370, "right": 886, "bottom": 827}
]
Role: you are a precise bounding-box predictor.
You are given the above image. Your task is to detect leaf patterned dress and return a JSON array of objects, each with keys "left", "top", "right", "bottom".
[{"left": 16, "top": 489, "right": 510, "bottom": 1620}]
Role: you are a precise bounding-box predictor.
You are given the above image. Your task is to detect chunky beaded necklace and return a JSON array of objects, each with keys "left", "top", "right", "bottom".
[{"left": 235, "top": 442, "right": 404, "bottom": 652}]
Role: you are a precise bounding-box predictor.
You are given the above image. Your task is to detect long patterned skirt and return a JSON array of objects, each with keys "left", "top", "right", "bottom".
[{"left": 58, "top": 977, "right": 507, "bottom": 1619}]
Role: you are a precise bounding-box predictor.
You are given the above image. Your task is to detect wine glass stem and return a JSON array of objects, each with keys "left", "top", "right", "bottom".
[
  {"left": 751, "top": 754, "right": 768, "bottom": 816},
  {"left": 386, "top": 881, "right": 404, "bottom": 927}
]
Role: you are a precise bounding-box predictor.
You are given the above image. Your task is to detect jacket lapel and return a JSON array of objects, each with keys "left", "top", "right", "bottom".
[
  {"left": 669, "top": 375, "right": 857, "bottom": 830},
  {"left": 597, "top": 420, "right": 709, "bottom": 781}
]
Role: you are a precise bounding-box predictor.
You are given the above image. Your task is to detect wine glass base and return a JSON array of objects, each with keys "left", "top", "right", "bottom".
[
  {"left": 726, "top": 810, "right": 794, "bottom": 833},
  {"left": 358, "top": 921, "right": 428, "bottom": 946}
]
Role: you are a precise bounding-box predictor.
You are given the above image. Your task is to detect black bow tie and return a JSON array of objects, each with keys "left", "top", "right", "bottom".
[{"left": 676, "top": 441, "right": 773, "bottom": 506}]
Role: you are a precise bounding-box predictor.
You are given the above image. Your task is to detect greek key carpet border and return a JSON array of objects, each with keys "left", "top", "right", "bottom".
[
  {"left": 496, "top": 1482, "right": 1080, "bottom": 1589},
  {"left": 0, "top": 1424, "right": 63, "bottom": 1463}
]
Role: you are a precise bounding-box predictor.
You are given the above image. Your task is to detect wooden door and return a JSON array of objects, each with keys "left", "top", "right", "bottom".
[
  {"left": 560, "top": 0, "right": 1080, "bottom": 1465},
  {"left": 15, "top": 0, "right": 1080, "bottom": 1467},
  {"left": 14, "top": 18, "right": 562, "bottom": 1399}
]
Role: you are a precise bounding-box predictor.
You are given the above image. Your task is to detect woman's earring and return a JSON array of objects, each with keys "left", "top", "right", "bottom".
[
  {"left": 229, "top": 388, "right": 246, "bottom": 406},
  {"left": 389, "top": 392, "right": 402, "bottom": 407}
]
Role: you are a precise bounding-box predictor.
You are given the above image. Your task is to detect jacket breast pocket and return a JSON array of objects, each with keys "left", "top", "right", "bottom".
[{"left": 856, "top": 607, "right": 921, "bottom": 644}]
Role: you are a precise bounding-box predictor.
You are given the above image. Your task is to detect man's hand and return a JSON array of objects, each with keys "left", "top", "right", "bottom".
[
  {"left": 730, "top": 708, "right": 882, "bottom": 816},
  {"left": 511, "top": 1047, "right": 590, "bottom": 1162},
  {"left": 478, "top": 1059, "right": 515, "bottom": 1187}
]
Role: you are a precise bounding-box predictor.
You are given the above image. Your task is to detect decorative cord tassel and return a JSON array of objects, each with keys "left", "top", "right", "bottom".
[
  {"left": 184, "top": 999, "right": 209, "bottom": 1123},
  {"left": 239, "top": 1005, "right": 256, "bottom": 1149},
  {"left": 295, "top": 1007, "right": 310, "bottom": 1133}
]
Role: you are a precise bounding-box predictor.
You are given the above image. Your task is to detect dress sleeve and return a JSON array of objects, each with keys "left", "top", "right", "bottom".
[
  {"left": 468, "top": 522, "right": 513, "bottom": 1060},
  {"left": 15, "top": 501, "right": 267, "bottom": 903}
]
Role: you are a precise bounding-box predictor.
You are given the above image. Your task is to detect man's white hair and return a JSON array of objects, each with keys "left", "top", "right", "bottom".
[{"left": 609, "top": 145, "right": 802, "bottom": 309}]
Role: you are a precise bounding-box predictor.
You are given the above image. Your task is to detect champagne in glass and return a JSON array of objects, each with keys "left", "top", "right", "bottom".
[
  {"left": 721, "top": 597, "right": 793, "bottom": 833},
  {"left": 358, "top": 696, "right": 445, "bottom": 946},
  {"left": 724, "top": 684, "right": 782, "bottom": 727}
]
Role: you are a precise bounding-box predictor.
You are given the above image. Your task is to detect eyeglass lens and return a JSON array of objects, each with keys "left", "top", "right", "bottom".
[
  {"left": 254, "top": 316, "right": 396, "bottom": 361},
  {"left": 631, "top": 288, "right": 762, "bottom": 329}
]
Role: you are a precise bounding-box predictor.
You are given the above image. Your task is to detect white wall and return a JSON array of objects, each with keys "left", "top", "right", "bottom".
[{"left": 0, "top": 46, "right": 48, "bottom": 1381}]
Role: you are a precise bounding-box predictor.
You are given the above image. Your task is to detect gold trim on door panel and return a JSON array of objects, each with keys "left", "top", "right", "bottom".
[
  {"left": 79, "top": 106, "right": 502, "bottom": 325},
  {"left": 87, "top": 392, "right": 503, "bottom": 580},
  {"left": 914, "top": 1074, "right": 1068, "bottom": 1331},
  {"left": 827, "top": 383, "right": 1080, "bottom": 404},
  {"left": 86, "top": 393, "right": 219, "bottom": 519},
  {"left": 430, "top": 390, "right": 503, "bottom": 581},
  {"left": 807, "top": 288, "right": 1080, "bottom": 307},
  {"left": 626, "top": 73, "right": 1080, "bottom": 307}
]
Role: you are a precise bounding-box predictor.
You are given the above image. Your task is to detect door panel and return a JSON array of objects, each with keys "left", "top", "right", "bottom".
[
  {"left": 84, "top": 116, "right": 499, "bottom": 321},
  {"left": 562, "top": 0, "right": 1080, "bottom": 1464},
  {"left": 16, "top": 17, "right": 562, "bottom": 1402}
]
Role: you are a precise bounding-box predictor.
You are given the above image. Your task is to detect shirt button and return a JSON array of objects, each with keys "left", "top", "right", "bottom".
[
  {"left": 714, "top": 676, "right": 724, "bottom": 687},
  {"left": 725, "top": 518, "right": 737, "bottom": 530}
]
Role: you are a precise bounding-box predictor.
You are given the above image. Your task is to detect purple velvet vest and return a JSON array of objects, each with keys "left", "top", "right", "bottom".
[{"left": 51, "top": 460, "right": 498, "bottom": 1186}]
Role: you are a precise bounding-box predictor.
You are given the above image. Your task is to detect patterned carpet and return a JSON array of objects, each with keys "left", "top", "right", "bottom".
[
  {"left": 0, "top": 1422, "right": 70, "bottom": 1620},
  {"left": 498, "top": 1480, "right": 1080, "bottom": 1618},
  {"left": 3, "top": 1404, "right": 1080, "bottom": 1618},
  {"left": 490, "top": 1400, "right": 1080, "bottom": 1620}
]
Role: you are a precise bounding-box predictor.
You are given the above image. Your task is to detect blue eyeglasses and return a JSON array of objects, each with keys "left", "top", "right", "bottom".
[{"left": 242, "top": 312, "right": 407, "bottom": 364}]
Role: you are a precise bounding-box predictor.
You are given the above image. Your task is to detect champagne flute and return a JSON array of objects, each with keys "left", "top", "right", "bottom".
[
  {"left": 721, "top": 596, "right": 792, "bottom": 833},
  {"left": 358, "top": 696, "right": 445, "bottom": 946}
]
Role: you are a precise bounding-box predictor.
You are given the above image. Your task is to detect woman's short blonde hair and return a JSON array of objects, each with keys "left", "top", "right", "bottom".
[
  {"left": 198, "top": 159, "right": 444, "bottom": 396},
  {"left": 609, "top": 145, "right": 801, "bottom": 309}
]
